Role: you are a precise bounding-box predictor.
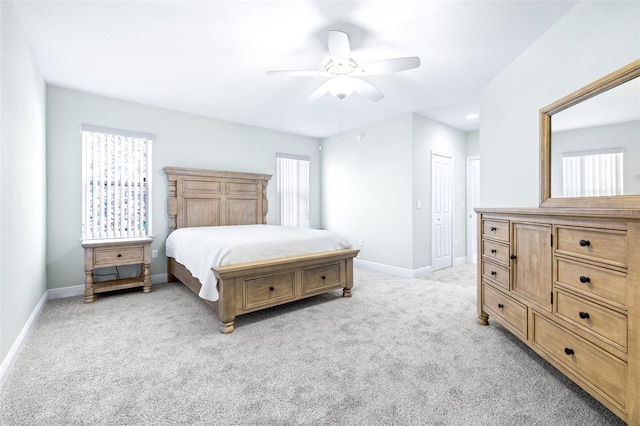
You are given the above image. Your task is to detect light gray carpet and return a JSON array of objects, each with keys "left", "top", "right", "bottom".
[{"left": 0, "top": 264, "right": 625, "bottom": 425}]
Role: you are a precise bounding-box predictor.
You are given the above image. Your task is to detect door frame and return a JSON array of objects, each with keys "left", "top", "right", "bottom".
[{"left": 466, "top": 156, "right": 480, "bottom": 263}]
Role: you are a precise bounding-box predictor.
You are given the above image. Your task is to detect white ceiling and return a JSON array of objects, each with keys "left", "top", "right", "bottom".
[{"left": 13, "top": 0, "right": 578, "bottom": 139}]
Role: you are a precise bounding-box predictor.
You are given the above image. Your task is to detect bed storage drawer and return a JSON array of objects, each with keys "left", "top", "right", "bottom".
[
  {"left": 302, "top": 263, "right": 342, "bottom": 296},
  {"left": 243, "top": 271, "right": 296, "bottom": 309},
  {"left": 532, "top": 312, "right": 627, "bottom": 409}
]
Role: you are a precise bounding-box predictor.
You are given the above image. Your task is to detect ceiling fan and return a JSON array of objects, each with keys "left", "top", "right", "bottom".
[{"left": 266, "top": 30, "right": 421, "bottom": 102}]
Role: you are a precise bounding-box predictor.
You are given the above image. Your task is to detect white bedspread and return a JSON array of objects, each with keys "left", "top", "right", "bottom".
[{"left": 165, "top": 225, "right": 352, "bottom": 301}]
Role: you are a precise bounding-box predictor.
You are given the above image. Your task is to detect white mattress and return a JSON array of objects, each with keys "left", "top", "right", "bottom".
[{"left": 165, "top": 225, "right": 352, "bottom": 301}]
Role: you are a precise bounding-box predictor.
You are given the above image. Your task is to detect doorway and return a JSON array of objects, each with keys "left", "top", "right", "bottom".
[{"left": 431, "top": 152, "right": 453, "bottom": 271}]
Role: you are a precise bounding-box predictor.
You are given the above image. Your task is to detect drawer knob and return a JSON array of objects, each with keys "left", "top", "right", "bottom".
[
  {"left": 579, "top": 311, "right": 590, "bottom": 320},
  {"left": 491, "top": 271, "right": 497, "bottom": 276},
  {"left": 321, "top": 276, "right": 326, "bottom": 280},
  {"left": 579, "top": 239, "right": 591, "bottom": 247},
  {"left": 564, "top": 348, "right": 575, "bottom": 356},
  {"left": 490, "top": 226, "right": 497, "bottom": 232},
  {"left": 579, "top": 275, "right": 591, "bottom": 284},
  {"left": 490, "top": 249, "right": 497, "bottom": 254},
  {"left": 269, "top": 286, "right": 274, "bottom": 291},
  {"left": 497, "top": 303, "right": 504, "bottom": 309},
  {"left": 117, "top": 254, "right": 122, "bottom": 258},
  {"left": 510, "top": 254, "right": 517, "bottom": 260}
]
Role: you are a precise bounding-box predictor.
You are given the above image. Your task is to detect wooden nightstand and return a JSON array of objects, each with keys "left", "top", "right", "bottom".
[{"left": 82, "top": 237, "right": 153, "bottom": 303}]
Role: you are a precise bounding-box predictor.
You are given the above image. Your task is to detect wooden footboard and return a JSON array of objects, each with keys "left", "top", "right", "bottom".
[{"left": 169, "top": 248, "right": 359, "bottom": 333}]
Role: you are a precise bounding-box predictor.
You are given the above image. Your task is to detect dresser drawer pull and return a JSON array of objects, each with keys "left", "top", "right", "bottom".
[
  {"left": 269, "top": 286, "right": 274, "bottom": 291},
  {"left": 491, "top": 271, "right": 497, "bottom": 276},
  {"left": 321, "top": 276, "right": 326, "bottom": 280},
  {"left": 490, "top": 249, "right": 497, "bottom": 254},
  {"left": 579, "top": 275, "right": 591, "bottom": 283},
  {"left": 564, "top": 348, "right": 575, "bottom": 356},
  {"left": 579, "top": 239, "right": 591, "bottom": 247},
  {"left": 579, "top": 311, "right": 590, "bottom": 320},
  {"left": 497, "top": 303, "right": 504, "bottom": 309},
  {"left": 117, "top": 254, "right": 122, "bottom": 258},
  {"left": 490, "top": 227, "right": 497, "bottom": 231}
]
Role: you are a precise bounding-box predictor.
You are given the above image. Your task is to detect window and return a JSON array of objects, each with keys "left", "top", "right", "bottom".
[
  {"left": 277, "top": 153, "right": 309, "bottom": 228},
  {"left": 81, "top": 124, "right": 153, "bottom": 240},
  {"left": 562, "top": 149, "right": 623, "bottom": 197}
]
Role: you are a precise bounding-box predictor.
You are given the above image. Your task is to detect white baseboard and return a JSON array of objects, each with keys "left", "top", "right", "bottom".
[
  {"left": 355, "top": 256, "right": 469, "bottom": 279},
  {"left": 0, "top": 291, "right": 48, "bottom": 390},
  {"left": 47, "top": 273, "right": 169, "bottom": 300}
]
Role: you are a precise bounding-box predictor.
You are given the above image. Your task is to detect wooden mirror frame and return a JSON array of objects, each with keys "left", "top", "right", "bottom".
[{"left": 540, "top": 59, "right": 640, "bottom": 209}]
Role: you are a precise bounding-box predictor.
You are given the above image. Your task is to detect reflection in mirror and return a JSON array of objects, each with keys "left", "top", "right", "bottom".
[{"left": 550, "top": 77, "right": 640, "bottom": 198}]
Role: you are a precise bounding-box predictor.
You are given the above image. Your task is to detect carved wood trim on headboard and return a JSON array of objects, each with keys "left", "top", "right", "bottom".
[{"left": 163, "top": 167, "right": 272, "bottom": 232}]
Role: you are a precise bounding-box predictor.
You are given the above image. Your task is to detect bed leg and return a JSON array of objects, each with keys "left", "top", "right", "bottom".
[
  {"left": 219, "top": 320, "right": 235, "bottom": 334},
  {"left": 343, "top": 258, "right": 354, "bottom": 298},
  {"left": 217, "top": 277, "right": 236, "bottom": 334}
]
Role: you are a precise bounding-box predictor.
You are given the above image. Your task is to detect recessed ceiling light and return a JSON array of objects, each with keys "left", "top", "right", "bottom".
[{"left": 465, "top": 113, "right": 478, "bottom": 120}]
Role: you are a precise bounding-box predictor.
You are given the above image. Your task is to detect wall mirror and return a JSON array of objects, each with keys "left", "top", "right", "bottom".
[{"left": 540, "top": 59, "right": 640, "bottom": 209}]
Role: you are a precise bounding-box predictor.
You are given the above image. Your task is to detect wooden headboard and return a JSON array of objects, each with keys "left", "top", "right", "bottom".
[{"left": 163, "top": 167, "right": 272, "bottom": 232}]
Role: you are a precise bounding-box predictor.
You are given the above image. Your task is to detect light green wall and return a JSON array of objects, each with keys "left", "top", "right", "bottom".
[
  {"left": 0, "top": 0, "right": 47, "bottom": 362},
  {"left": 412, "top": 115, "right": 467, "bottom": 270},
  {"left": 320, "top": 114, "right": 414, "bottom": 269},
  {"left": 46, "top": 87, "right": 321, "bottom": 290},
  {"left": 320, "top": 113, "right": 467, "bottom": 273},
  {"left": 479, "top": 1, "right": 640, "bottom": 208}
]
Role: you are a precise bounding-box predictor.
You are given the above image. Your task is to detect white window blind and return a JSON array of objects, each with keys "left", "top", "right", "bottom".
[
  {"left": 277, "top": 153, "right": 310, "bottom": 228},
  {"left": 81, "top": 124, "right": 153, "bottom": 240},
  {"left": 562, "top": 149, "right": 623, "bottom": 197}
]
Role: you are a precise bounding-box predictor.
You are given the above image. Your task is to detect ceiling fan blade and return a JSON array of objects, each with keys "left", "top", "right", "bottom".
[
  {"left": 351, "top": 78, "right": 384, "bottom": 102},
  {"left": 266, "top": 70, "right": 329, "bottom": 77},
  {"left": 307, "top": 82, "right": 329, "bottom": 102},
  {"left": 328, "top": 30, "right": 350, "bottom": 65},
  {"left": 356, "top": 56, "right": 421, "bottom": 76}
]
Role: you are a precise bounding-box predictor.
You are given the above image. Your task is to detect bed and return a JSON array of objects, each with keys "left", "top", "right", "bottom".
[{"left": 163, "top": 166, "right": 360, "bottom": 333}]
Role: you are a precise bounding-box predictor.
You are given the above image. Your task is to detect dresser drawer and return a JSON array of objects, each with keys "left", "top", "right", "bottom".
[
  {"left": 93, "top": 246, "right": 144, "bottom": 266},
  {"left": 532, "top": 312, "right": 627, "bottom": 409},
  {"left": 482, "top": 259, "right": 510, "bottom": 290},
  {"left": 556, "top": 258, "right": 627, "bottom": 308},
  {"left": 483, "top": 284, "right": 527, "bottom": 339},
  {"left": 482, "top": 219, "right": 509, "bottom": 242},
  {"left": 556, "top": 291, "right": 627, "bottom": 350},
  {"left": 555, "top": 226, "right": 627, "bottom": 267},
  {"left": 482, "top": 240, "right": 510, "bottom": 266},
  {"left": 302, "top": 263, "right": 342, "bottom": 296},
  {"left": 244, "top": 271, "right": 296, "bottom": 309}
]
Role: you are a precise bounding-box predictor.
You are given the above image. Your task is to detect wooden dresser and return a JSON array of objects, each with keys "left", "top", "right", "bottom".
[{"left": 476, "top": 207, "right": 639, "bottom": 424}]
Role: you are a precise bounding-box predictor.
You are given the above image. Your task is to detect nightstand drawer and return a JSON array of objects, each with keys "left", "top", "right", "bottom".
[{"left": 94, "top": 246, "right": 144, "bottom": 266}]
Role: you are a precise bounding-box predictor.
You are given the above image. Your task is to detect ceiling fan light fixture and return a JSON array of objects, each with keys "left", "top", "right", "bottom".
[{"left": 327, "top": 75, "right": 354, "bottom": 99}]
